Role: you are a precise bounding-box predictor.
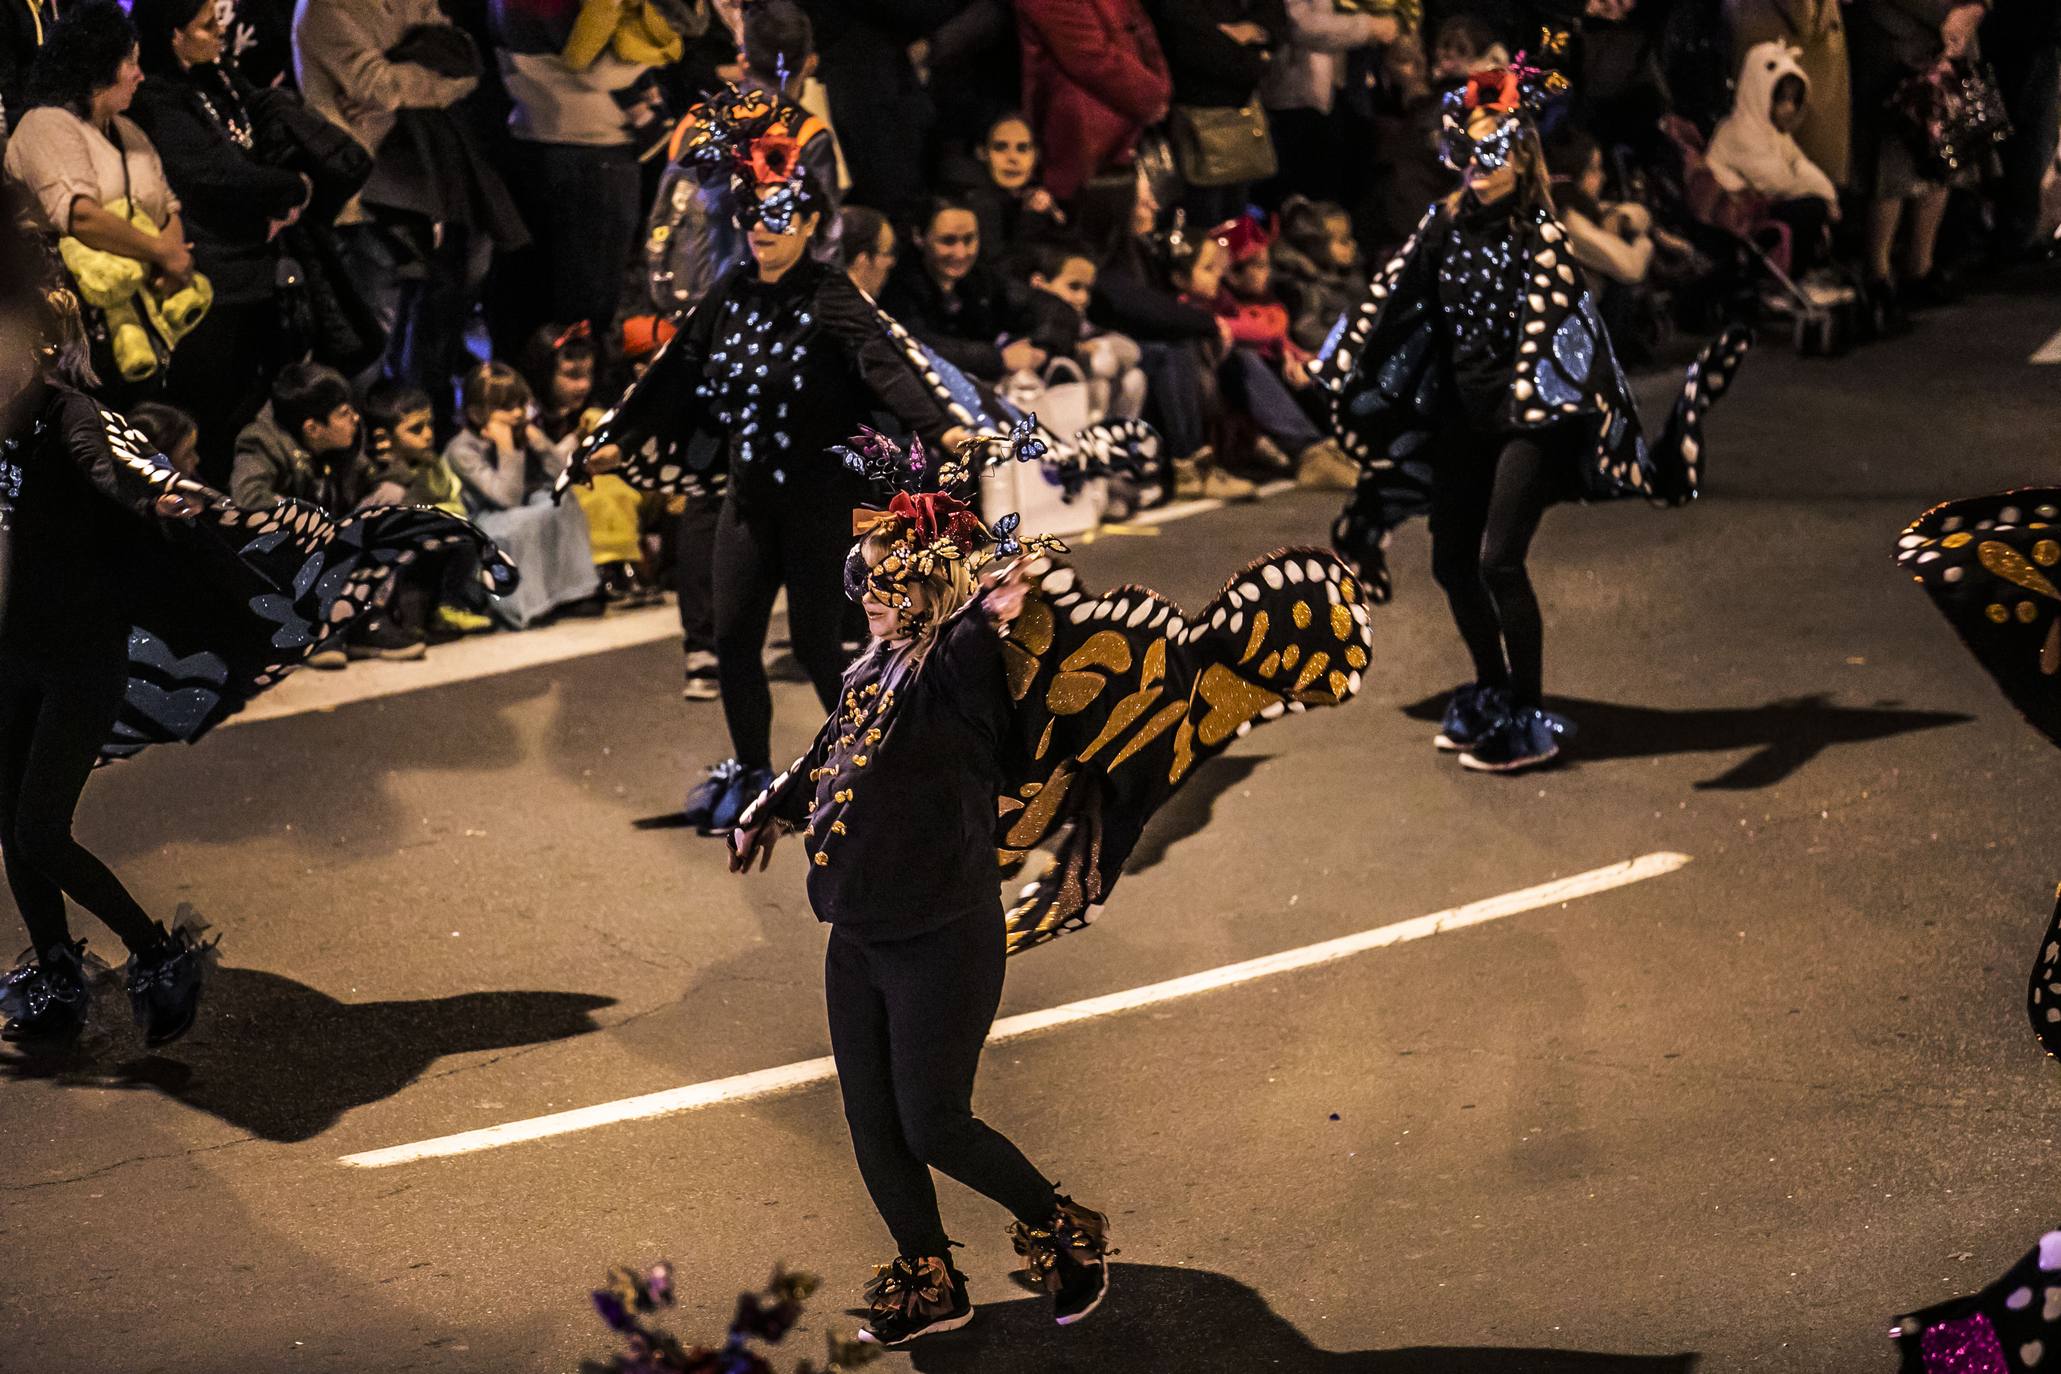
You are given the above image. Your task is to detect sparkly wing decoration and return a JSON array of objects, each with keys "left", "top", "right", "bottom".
[
  {"left": 1896, "top": 489, "right": 2061, "bottom": 1059},
  {"left": 1890, "top": 1230, "right": 2061, "bottom": 1372},
  {"left": 62, "top": 402, "right": 515, "bottom": 761},
  {"left": 996, "top": 548, "right": 1375, "bottom": 954}
]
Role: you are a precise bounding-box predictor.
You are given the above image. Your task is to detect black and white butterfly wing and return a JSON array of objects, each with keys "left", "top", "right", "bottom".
[
  {"left": 995, "top": 549, "right": 1376, "bottom": 954},
  {"left": 1891, "top": 1228, "right": 2061, "bottom": 1371},
  {"left": 558, "top": 330, "right": 723, "bottom": 501}
]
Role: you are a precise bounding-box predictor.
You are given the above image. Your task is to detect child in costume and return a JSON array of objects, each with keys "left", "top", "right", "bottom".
[
  {"left": 724, "top": 423, "right": 1376, "bottom": 1344},
  {"left": 1705, "top": 41, "right": 1840, "bottom": 276},
  {"left": 1314, "top": 63, "right": 1750, "bottom": 774}
]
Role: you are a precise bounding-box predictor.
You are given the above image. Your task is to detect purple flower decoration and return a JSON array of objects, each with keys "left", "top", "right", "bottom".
[{"left": 592, "top": 1289, "right": 633, "bottom": 1333}]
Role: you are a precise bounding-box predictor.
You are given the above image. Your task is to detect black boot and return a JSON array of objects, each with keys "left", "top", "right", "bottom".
[
  {"left": 856, "top": 1255, "right": 974, "bottom": 1346},
  {"left": 0, "top": 939, "right": 90, "bottom": 1043},
  {"left": 125, "top": 923, "right": 210, "bottom": 1047},
  {"left": 1009, "top": 1194, "right": 1114, "bottom": 1325}
]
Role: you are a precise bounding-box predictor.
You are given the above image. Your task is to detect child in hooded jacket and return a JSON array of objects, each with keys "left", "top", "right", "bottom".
[{"left": 1706, "top": 41, "right": 1840, "bottom": 272}]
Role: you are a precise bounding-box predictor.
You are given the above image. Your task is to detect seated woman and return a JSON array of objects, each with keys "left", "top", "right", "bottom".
[
  {"left": 4, "top": 0, "right": 201, "bottom": 403},
  {"left": 444, "top": 361, "right": 603, "bottom": 629},
  {"left": 878, "top": 193, "right": 1047, "bottom": 387}
]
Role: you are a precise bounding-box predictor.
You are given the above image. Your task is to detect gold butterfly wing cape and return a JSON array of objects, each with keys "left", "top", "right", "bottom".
[
  {"left": 993, "top": 547, "right": 1375, "bottom": 954},
  {"left": 1897, "top": 489, "right": 2061, "bottom": 1058}
]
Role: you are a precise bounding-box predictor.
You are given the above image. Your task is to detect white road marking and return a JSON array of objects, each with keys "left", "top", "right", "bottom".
[
  {"left": 232, "top": 482, "right": 1314, "bottom": 728},
  {"left": 339, "top": 852, "right": 1690, "bottom": 1168},
  {"left": 2032, "top": 326, "right": 2061, "bottom": 364}
]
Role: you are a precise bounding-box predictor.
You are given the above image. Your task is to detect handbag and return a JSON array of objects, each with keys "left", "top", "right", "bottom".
[
  {"left": 1888, "top": 57, "right": 2012, "bottom": 182},
  {"left": 1167, "top": 98, "right": 1277, "bottom": 189}
]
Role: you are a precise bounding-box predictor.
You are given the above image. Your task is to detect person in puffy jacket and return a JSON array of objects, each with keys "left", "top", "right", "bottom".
[{"left": 1015, "top": 0, "right": 1171, "bottom": 204}]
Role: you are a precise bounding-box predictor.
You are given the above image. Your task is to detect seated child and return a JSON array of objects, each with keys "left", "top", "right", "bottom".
[
  {"left": 1706, "top": 41, "right": 1839, "bottom": 273},
  {"left": 518, "top": 322, "right": 658, "bottom": 604},
  {"left": 1206, "top": 214, "right": 1356, "bottom": 490},
  {"left": 444, "top": 361, "right": 602, "bottom": 629},
  {"left": 1021, "top": 236, "right": 1147, "bottom": 422},
  {"left": 363, "top": 381, "right": 494, "bottom": 637},
  {"left": 1161, "top": 223, "right": 1256, "bottom": 502},
  {"left": 1271, "top": 196, "right": 1364, "bottom": 355},
  {"left": 127, "top": 402, "right": 201, "bottom": 478}
]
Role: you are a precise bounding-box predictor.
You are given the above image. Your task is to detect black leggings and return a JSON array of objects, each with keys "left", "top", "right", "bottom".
[
  {"left": 1429, "top": 429, "right": 1562, "bottom": 708},
  {"left": 712, "top": 496, "right": 854, "bottom": 769},
  {"left": 0, "top": 649, "right": 159, "bottom": 960},
  {"left": 826, "top": 908, "right": 1058, "bottom": 1259}
]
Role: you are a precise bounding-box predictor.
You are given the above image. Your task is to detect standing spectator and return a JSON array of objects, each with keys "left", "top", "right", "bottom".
[
  {"left": 1016, "top": 0, "right": 1172, "bottom": 205},
  {"left": 839, "top": 203, "right": 898, "bottom": 298},
  {"left": 1355, "top": 27, "right": 1449, "bottom": 256},
  {"left": 1153, "top": 0, "right": 1287, "bottom": 224},
  {"left": 488, "top": 0, "right": 688, "bottom": 344},
  {"left": 215, "top": 0, "right": 300, "bottom": 90},
  {"left": 229, "top": 361, "right": 428, "bottom": 664},
  {"left": 1982, "top": 0, "right": 2061, "bottom": 264},
  {"left": 293, "top": 0, "right": 502, "bottom": 428},
  {"left": 950, "top": 111, "right": 1066, "bottom": 273},
  {"left": 1259, "top": 0, "right": 1397, "bottom": 210},
  {"left": 879, "top": 193, "right": 1046, "bottom": 385},
  {"left": 1723, "top": 0, "right": 1851, "bottom": 189},
  {"left": 1848, "top": 0, "right": 1989, "bottom": 321},
  {"left": 129, "top": 0, "right": 312, "bottom": 489},
  {"left": 5, "top": 1, "right": 198, "bottom": 404}
]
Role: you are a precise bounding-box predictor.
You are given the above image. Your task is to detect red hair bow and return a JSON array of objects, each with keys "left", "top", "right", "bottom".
[
  {"left": 1463, "top": 67, "right": 1523, "bottom": 114},
  {"left": 886, "top": 491, "right": 984, "bottom": 547}
]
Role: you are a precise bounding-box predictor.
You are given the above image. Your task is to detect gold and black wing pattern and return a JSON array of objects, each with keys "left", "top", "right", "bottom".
[
  {"left": 995, "top": 547, "right": 1375, "bottom": 955},
  {"left": 1897, "top": 489, "right": 2061, "bottom": 1059}
]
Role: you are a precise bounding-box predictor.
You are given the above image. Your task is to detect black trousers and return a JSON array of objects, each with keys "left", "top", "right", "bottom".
[
  {"left": 0, "top": 647, "right": 159, "bottom": 959},
  {"left": 1428, "top": 427, "right": 1563, "bottom": 708},
  {"left": 167, "top": 298, "right": 283, "bottom": 490},
  {"left": 711, "top": 495, "right": 853, "bottom": 768},
  {"left": 676, "top": 491, "right": 718, "bottom": 659},
  {"left": 826, "top": 907, "right": 1057, "bottom": 1259}
]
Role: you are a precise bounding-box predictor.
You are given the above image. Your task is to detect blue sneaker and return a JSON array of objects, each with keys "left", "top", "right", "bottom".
[
  {"left": 1460, "top": 707, "right": 1572, "bottom": 773},
  {"left": 684, "top": 758, "right": 743, "bottom": 830},
  {"left": 708, "top": 765, "right": 774, "bottom": 836},
  {"left": 1434, "top": 683, "right": 1509, "bottom": 752}
]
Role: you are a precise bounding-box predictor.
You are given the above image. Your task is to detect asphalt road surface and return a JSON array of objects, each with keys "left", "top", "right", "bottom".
[{"left": 4, "top": 275, "right": 2061, "bottom": 1374}]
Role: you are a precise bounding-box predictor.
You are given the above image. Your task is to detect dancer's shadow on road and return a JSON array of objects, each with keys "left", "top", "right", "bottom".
[
  {"left": 0, "top": 964, "right": 612, "bottom": 1141},
  {"left": 1401, "top": 693, "right": 1969, "bottom": 790},
  {"left": 1126, "top": 753, "right": 1271, "bottom": 874},
  {"left": 907, "top": 1264, "right": 1697, "bottom": 1373}
]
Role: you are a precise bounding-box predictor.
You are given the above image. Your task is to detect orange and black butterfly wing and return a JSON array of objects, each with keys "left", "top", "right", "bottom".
[
  {"left": 1896, "top": 489, "right": 2061, "bottom": 747},
  {"left": 995, "top": 549, "right": 1376, "bottom": 955}
]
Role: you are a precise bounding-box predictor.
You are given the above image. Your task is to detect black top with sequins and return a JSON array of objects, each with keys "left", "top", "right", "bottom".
[
  {"left": 771, "top": 607, "right": 1012, "bottom": 938},
  {"left": 1435, "top": 192, "right": 1526, "bottom": 428},
  {"left": 678, "top": 258, "right": 952, "bottom": 514}
]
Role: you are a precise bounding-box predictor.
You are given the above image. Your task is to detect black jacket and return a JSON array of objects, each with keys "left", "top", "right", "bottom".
[
  {"left": 1148, "top": 0, "right": 1286, "bottom": 108},
  {"left": 774, "top": 607, "right": 1012, "bottom": 937},
  {"left": 670, "top": 258, "right": 954, "bottom": 514},
  {"left": 130, "top": 68, "right": 309, "bottom": 305},
  {"left": 877, "top": 258, "right": 1038, "bottom": 381},
  {"left": 1088, "top": 239, "right": 1218, "bottom": 342}
]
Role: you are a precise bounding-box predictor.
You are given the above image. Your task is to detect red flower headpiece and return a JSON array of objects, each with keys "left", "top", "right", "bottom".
[
  {"left": 1463, "top": 67, "right": 1524, "bottom": 114},
  {"left": 1210, "top": 212, "right": 1275, "bottom": 265},
  {"left": 747, "top": 130, "right": 802, "bottom": 188},
  {"left": 885, "top": 491, "right": 984, "bottom": 548}
]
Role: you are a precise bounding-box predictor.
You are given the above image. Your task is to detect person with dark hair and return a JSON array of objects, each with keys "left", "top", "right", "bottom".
[
  {"left": 571, "top": 116, "right": 971, "bottom": 833},
  {"left": 879, "top": 194, "right": 1045, "bottom": 385},
  {"left": 362, "top": 378, "right": 496, "bottom": 638},
  {"left": 128, "top": 0, "right": 312, "bottom": 488},
  {"left": 839, "top": 203, "right": 897, "bottom": 299},
  {"left": 1317, "top": 66, "right": 1749, "bottom": 773},
  {"left": 519, "top": 321, "right": 655, "bottom": 604},
  {"left": 126, "top": 399, "right": 202, "bottom": 476},
  {"left": 231, "top": 361, "right": 427, "bottom": 664},
  {"left": 4, "top": 0, "right": 199, "bottom": 401},
  {"left": 1019, "top": 234, "right": 1148, "bottom": 423},
  {"left": 951, "top": 112, "right": 1066, "bottom": 273},
  {"left": 640, "top": 0, "right": 841, "bottom": 318}
]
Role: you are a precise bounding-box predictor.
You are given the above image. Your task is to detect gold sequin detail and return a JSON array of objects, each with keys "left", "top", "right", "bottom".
[
  {"left": 2021, "top": 601, "right": 2041, "bottom": 624},
  {"left": 1195, "top": 665, "right": 1280, "bottom": 746},
  {"left": 1290, "top": 601, "right": 1311, "bottom": 629},
  {"left": 1004, "top": 764, "right": 1075, "bottom": 848},
  {"left": 1327, "top": 669, "right": 1350, "bottom": 698},
  {"left": 1989, "top": 603, "right": 2011, "bottom": 623},
  {"left": 2036, "top": 540, "right": 2061, "bottom": 567},
  {"left": 1046, "top": 671, "right": 1108, "bottom": 715},
  {"left": 1330, "top": 604, "right": 1354, "bottom": 641},
  {"left": 813, "top": 852, "right": 828, "bottom": 866},
  {"left": 1258, "top": 650, "right": 1281, "bottom": 677},
  {"left": 1942, "top": 531, "right": 1974, "bottom": 549},
  {"left": 1281, "top": 644, "right": 1302, "bottom": 672},
  {"left": 1241, "top": 611, "right": 1270, "bottom": 664},
  {"left": 1062, "top": 630, "right": 1133, "bottom": 674},
  {"left": 1293, "top": 651, "right": 1331, "bottom": 694},
  {"left": 1035, "top": 717, "right": 1055, "bottom": 760},
  {"left": 1110, "top": 699, "right": 1188, "bottom": 774},
  {"left": 1078, "top": 684, "right": 1165, "bottom": 763},
  {"left": 1345, "top": 645, "right": 1368, "bottom": 669},
  {"left": 1979, "top": 540, "right": 2061, "bottom": 600}
]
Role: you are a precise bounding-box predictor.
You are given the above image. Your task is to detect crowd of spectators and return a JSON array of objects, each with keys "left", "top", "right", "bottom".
[{"left": 0, "top": 0, "right": 2055, "bottom": 675}]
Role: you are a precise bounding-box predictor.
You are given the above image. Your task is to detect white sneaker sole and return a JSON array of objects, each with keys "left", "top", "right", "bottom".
[
  {"left": 1458, "top": 744, "right": 1560, "bottom": 773},
  {"left": 1056, "top": 1265, "right": 1109, "bottom": 1326},
  {"left": 1433, "top": 732, "right": 1464, "bottom": 751},
  {"left": 857, "top": 1306, "right": 976, "bottom": 1346}
]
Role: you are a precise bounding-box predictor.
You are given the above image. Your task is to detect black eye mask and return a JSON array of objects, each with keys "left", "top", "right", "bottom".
[
  {"left": 843, "top": 542, "right": 870, "bottom": 605},
  {"left": 1440, "top": 110, "right": 1525, "bottom": 173}
]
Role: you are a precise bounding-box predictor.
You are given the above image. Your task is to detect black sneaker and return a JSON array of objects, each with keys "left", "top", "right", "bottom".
[
  {"left": 346, "top": 614, "right": 427, "bottom": 662},
  {"left": 856, "top": 1256, "right": 974, "bottom": 1347},
  {"left": 1459, "top": 706, "right": 1572, "bottom": 774},
  {"left": 1434, "top": 682, "right": 1509, "bottom": 752},
  {"left": 683, "top": 758, "right": 742, "bottom": 830},
  {"left": 1009, "top": 1195, "right": 1113, "bottom": 1326},
  {"left": 0, "top": 939, "right": 89, "bottom": 1043},
  {"left": 125, "top": 923, "right": 212, "bottom": 1047}
]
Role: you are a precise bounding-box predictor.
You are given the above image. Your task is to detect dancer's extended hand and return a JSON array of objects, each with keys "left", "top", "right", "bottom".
[
  {"left": 729, "top": 820, "right": 778, "bottom": 873},
  {"left": 982, "top": 558, "right": 1037, "bottom": 625}
]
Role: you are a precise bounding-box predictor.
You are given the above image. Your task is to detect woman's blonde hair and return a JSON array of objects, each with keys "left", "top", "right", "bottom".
[{"left": 851, "top": 520, "right": 981, "bottom": 682}]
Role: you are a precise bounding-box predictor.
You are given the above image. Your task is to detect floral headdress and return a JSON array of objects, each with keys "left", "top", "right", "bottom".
[
  {"left": 1438, "top": 59, "right": 1569, "bottom": 172},
  {"left": 672, "top": 86, "right": 818, "bottom": 233},
  {"left": 1209, "top": 211, "right": 1275, "bottom": 266},
  {"left": 833, "top": 416, "right": 1065, "bottom": 634}
]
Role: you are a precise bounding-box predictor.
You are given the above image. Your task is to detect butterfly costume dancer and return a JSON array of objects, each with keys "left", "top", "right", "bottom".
[
  {"left": 0, "top": 210, "right": 514, "bottom": 1048},
  {"left": 1889, "top": 493, "right": 2061, "bottom": 1371},
  {"left": 717, "top": 427, "right": 1373, "bottom": 1346},
  {"left": 1312, "top": 64, "right": 1750, "bottom": 773}
]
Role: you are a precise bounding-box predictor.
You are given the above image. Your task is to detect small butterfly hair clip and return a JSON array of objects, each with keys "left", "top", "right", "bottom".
[{"left": 1009, "top": 412, "right": 1048, "bottom": 465}]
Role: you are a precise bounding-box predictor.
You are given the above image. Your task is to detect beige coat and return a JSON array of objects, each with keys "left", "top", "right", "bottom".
[{"left": 1723, "top": 0, "right": 1851, "bottom": 189}]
